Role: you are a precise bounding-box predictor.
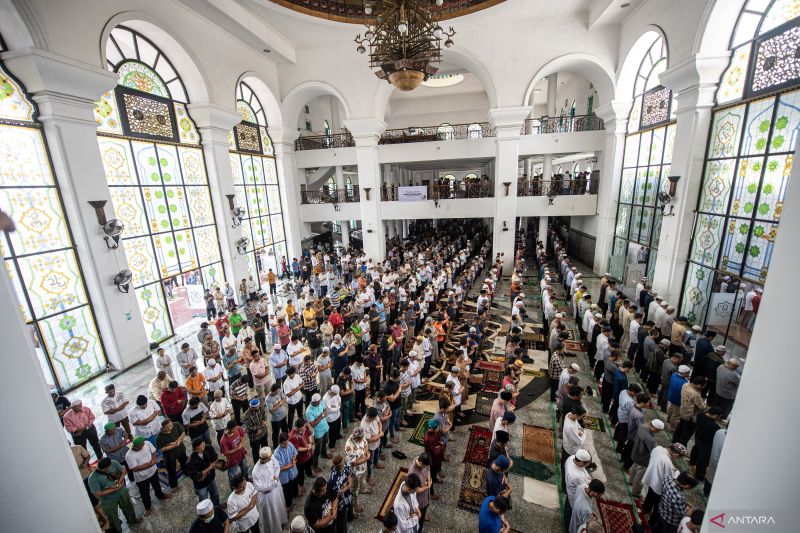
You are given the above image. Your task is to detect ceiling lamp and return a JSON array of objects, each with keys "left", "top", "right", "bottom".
[{"left": 354, "top": 0, "right": 456, "bottom": 91}]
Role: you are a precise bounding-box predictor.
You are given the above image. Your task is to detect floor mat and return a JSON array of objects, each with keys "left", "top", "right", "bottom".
[
  {"left": 462, "top": 425, "right": 492, "bottom": 465},
  {"left": 474, "top": 389, "right": 495, "bottom": 417},
  {"left": 522, "top": 477, "right": 559, "bottom": 510},
  {"left": 375, "top": 467, "right": 408, "bottom": 522},
  {"left": 597, "top": 498, "right": 638, "bottom": 533},
  {"left": 522, "top": 424, "right": 556, "bottom": 465},
  {"left": 457, "top": 462, "right": 487, "bottom": 513},
  {"left": 508, "top": 456, "right": 557, "bottom": 484},
  {"left": 408, "top": 412, "right": 434, "bottom": 446},
  {"left": 583, "top": 415, "right": 605, "bottom": 432}
]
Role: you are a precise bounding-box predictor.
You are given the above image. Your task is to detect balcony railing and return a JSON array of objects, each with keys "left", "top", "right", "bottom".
[
  {"left": 295, "top": 132, "right": 355, "bottom": 151},
  {"left": 381, "top": 182, "right": 494, "bottom": 201},
  {"left": 379, "top": 122, "right": 495, "bottom": 145},
  {"left": 517, "top": 177, "right": 599, "bottom": 197},
  {"left": 521, "top": 114, "right": 604, "bottom": 135},
  {"left": 300, "top": 187, "right": 360, "bottom": 205}
]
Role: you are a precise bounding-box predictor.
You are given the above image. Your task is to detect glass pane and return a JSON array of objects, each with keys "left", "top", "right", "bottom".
[
  {"left": 5, "top": 260, "right": 33, "bottom": 322},
  {"left": 609, "top": 237, "right": 627, "bottom": 280},
  {"left": 246, "top": 185, "right": 260, "bottom": 217},
  {"left": 17, "top": 250, "right": 89, "bottom": 318},
  {"left": 651, "top": 208, "right": 664, "bottom": 250},
  {"left": 744, "top": 221, "right": 777, "bottom": 281},
  {"left": 773, "top": 89, "right": 800, "bottom": 153},
  {"left": 251, "top": 216, "right": 267, "bottom": 247},
  {"left": 699, "top": 160, "right": 735, "bottom": 214},
  {"left": 97, "top": 139, "right": 137, "bottom": 186},
  {"left": 730, "top": 157, "right": 764, "bottom": 218},
  {"left": 270, "top": 214, "right": 285, "bottom": 242},
  {"left": 760, "top": 0, "right": 800, "bottom": 34},
  {"left": 708, "top": 104, "right": 746, "bottom": 158},
  {"left": 639, "top": 207, "right": 654, "bottom": 245},
  {"left": 39, "top": 306, "right": 104, "bottom": 389},
  {"left": 152, "top": 232, "right": 180, "bottom": 277},
  {"left": 124, "top": 236, "right": 159, "bottom": 287},
  {"left": 757, "top": 154, "right": 791, "bottom": 220},
  {"left": 254, "top": 186, "right": 268, "bottom": 217},
  {"left": 663, "top": 124, "right": 676, "bottom": 164},
  {"left": 1, "top": 187, "right": 71, "bottom": 256},
  {"left": 186, "top": 186, "right": 214, "bottom": 226},
  {"left": 623, "top": 134, "right": 640, "bottom": 167},
  {"left": 637, "top": 130, "right": 652, "bottom": 166},
  {"left": 718, "top": 46, "right": 750, "bottom": 105},
  {"left": 135, "top": 283, "right": 172, "bottom": 343},
  {"left": 201, "top": 262, "right": 224, "bottom": 290},
  {"left": 0, "top": 124, "right": 53, "bottom": 186},
  {"left": 266, "top": 185, "right": 282, "bottom": 214},
  {"left": 174, "top": 103, "right": 199, "bottom": 145},
  {"left": 194, "top": 225, "right": 221, "bottom": 266},
  {"left": 741, "top": 96, "right": 775, "bottom": 155},
  {"left": 264, "top": 158, "right": 278, "bottom": 184},
  {"left": 0, "top": 68, "right": 34, "bottom": 121},
  {"left": 630, "top": 206, "right": 643, "bottom": 242},
  {"left": 633, "top": 168, "right": 648, "bottom": 204},
  {"left": 156, "top": 145, "right": 182, "bottom": 185},
  {"left": 164, "top": 186, "right": 190, "bottom": 229},
  {"left": 178, "top": 146, "right": 207, "bottom": 185},
  {"left": 680, "top": 262, "right": 714, "bottom": 325},
  {"left": 649, "top": 126, "right": 665, "bottom": 165},
  {"left": 229, "top": 154, "right": 244, "bottom": 185},
  {"left": 250, "top": 156, "right": 266, "bottom": 185},
  {"left": 274, "top": 241, "right": 287, "bottom": 269},
  {"left": 619, "top": 168, "right": 635, "bottom": 203},
  {"left": 628, "top": 96, "right": 642, "bottom": 133},
  {"left": 174, "top": 229, "right": 198, "bottom": 272},
  {"left": 750, "top": 26, "right": 800, "bottom": 95},
  {"left": 720, "top": 218, "right": 750, "bottom": 275},
  {"left": 234, "top": 186, "right": 247, "bottom": 218},
  {"left": 262, "top": 216, "right": 274, "bottom": 246},
  {"left": 142, "top": 187, "right": 172, "bottom": 233},
  {"left": 109, "top": 187, "right": 147, "bottom": 237},
  {"left": 131, "top": 141, "right": 162, "bottom": 185},
  {"left": 615, "top": 205, "right": 631, "bottom": 237},
  {"left": 691, "top": 214, "right": 725, "bottom": 267},
  {"left": 643, "top": 167, "right": 659, "bottom": 206}
]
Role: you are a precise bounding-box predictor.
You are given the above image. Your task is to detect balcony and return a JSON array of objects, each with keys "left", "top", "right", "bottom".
[
  {"left": 300, "top": 187, "right": 360, "bottom": 205},
  {"left": 521, "top": 114, "right": 604, "bottom": 135},
  {"left": 295, "top": 132, "right": 355, "bottom": 151},
  {"left": 379, "top": 122, "right": 495, "bottom": 145},
  {"left": 381, "top": 182, "right": 494, "bottom": 201},
  {"left": 517, "top": 176, "right": 599, "bottom": 199}
]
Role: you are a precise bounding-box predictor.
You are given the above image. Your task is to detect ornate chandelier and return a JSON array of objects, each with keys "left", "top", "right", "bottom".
[{"left": 354, "top": 0, "right": 456, "bottom": 91}]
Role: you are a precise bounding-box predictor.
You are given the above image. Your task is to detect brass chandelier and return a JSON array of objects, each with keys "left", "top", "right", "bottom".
[{"left": 354, "top": 0, "right": 456, "bottom": 91}]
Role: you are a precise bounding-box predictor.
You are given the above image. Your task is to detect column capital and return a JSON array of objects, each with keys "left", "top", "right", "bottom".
[
  {"left": 187, "top": 103, "right": 241, "bottom": 146},
  {"left": 343, "top": 117, "right": 387, "bottom": 146},
  {"left": 269, "top": 126, "right": 301, "bottom": 147},
  {"left": 660, "top": 54, "right": 730, "bottom": 111},
  {"left": 488, "top": 106, "right": 532, "bottom": 139},
  {"left": 2, "top": 47, "right": 118, "bottom": 125}
]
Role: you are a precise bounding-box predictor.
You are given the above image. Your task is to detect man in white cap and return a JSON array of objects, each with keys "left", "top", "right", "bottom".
[
  {"left": 304, "top": 393, "right": 329, "bottom": 472},
  {"left": 648, "top": 295, "right": 663, "bottom": 324},
  {"left": 559, "top": 363, "right": 581, "bottom": 396},
  {"left": 252, "top": 446, "right": 288, "bottom": 533},
  {"left": 629, "top": 419, "right": 665, "bottom": 497},
  {"left": 714, "top": 357, "right": 741, "bottom": 418},
  {"left": 324, "top": 385, "right": 342, "bottom": 450},
  {"left": 290, "top": 515, "right": 310, "bottom": 533},
  {"left": 635, "top": 277, "right": 647, "bottom": 305},
  {"left": 641, "top": 442, "right": 688, "bottom": 514},
  {"left": 582, "top": 304, "right": 597, "bottom": 342},
  {"left": 189, "top": 499, "right": 229, "bottom": 532},
  {"left": 563, "top": 449, "right": 593, "bottom": 527},
  {"left": 665, "top": 364, "right": 690, "bottom": 427}
]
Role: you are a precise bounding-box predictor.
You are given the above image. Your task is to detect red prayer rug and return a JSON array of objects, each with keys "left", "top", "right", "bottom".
[
  {"left": 476, "top": 359, "right": 504, "bottom": 372},
  {"left": 522, "top": 424, "right": 556, "bottom": 465},
  {"left": 462, "top": 425, "right": 492, "bottom": 465},
  {"left": 457, "top": 462, "right": 487, "bottom": 513},
  {"left": 597, "top": 498, "right": 638, "bottom": 533}
]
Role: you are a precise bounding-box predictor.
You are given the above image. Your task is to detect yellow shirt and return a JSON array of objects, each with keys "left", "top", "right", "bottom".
[
  {"left": 267, "top": 271, "right": 277, "bottom": 284},
  {"left": 303, "top": 308, "right": 317, "bottom": 328},
  {"left": 185, "top": 374, "right": 206, "bottom": 396},
  {"left": 286, "top": 303, "right": 296, "bottom": 318}
]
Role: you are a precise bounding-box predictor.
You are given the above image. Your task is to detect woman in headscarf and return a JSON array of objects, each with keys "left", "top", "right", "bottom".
[{"left": 251, "top": 446, "right": 288, "bottom": 533}]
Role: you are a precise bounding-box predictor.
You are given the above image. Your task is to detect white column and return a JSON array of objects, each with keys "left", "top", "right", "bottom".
[
  {"left": 345, "top": 118, "right": 387, "bottom": 261},
  {"left": 547, "top": 74, "right": 558, "bottom": 116},
  {"left": 489, "top": 106, "right": 532, "bottom": 273},
  {"left": 402, "top": 219, "right": 409, "bottom": 239},
  {"left": 3, "top": 49, "right": 149, "bottom": 370},
  {"left": 539, "top": 216, "right": 549, "bottom": 246},
  {"left": 592, "top": 100, "right": 630, "bottom": 274},
  {"left": 704, "top": 141, "right": 800, "bottom": 519},
  {"left": 341, "top": 223, "right": 351, "bottom": 249},
  {"left": 0, "top": 246, "right": 100, "bottom": 531},
  {"left": 653, "top": 56, "right": 729, "bottom": 301},
  {"left": 189, "top": 104, "right": 248, "bottom": 285},
  {"left": 271, "top": 128, "right": 305, "bottom": 259}
]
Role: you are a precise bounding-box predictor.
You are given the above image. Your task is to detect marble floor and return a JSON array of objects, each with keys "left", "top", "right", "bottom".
[{"left": 64, "top": 253, "right": 708, "bottom": 532}]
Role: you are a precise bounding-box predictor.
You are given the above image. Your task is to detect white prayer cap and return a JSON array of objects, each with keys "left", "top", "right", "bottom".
[
  {"left": 196, "top": 499, "right": 214, "bottom": 515},
  {"left": 555, "top": 313, "right": 564, "bottom": 318},
  {"left": 727, "top": 357, "right": 742, "bottom": 366},
  {"left": 678, "top": 365, "right": 691, "bottom": 374},
  {"left": 409, "top": 350, "right": 418, "bottom": 357},
  {"left": 659, "top": 339, "right": 671, "bottom": 346},
  {"left": 575, "top": 449, "right": 591, "bottom": 462},
  {"left": 654, "top": 294, "right": 661, "bottom": 299},
  {"left": 652, "top": 419, "right": 665, "bottom": 430},
  {"left": 641, "top": 277, "right": 648, "bottom": 282},
  {"left": 311, "top": 393, "right": 322, "bottom": 402},
  {"left": 667, "top": 306, "right": 675, "bottom": 311},
  {"left": 594, "top": 313, "right": 602, "bottom": 318},
  {"left": 692, "top": 325, "right": 702, "bottom": 332},
  {"left": 575, "top": 273, "right": 582, "bottom": 278},
  {"left": 571, "top": 267, "right": 577, "bottom": 271},
  {"left": 515, "top": 301, "right": 524, "bottom": 307},
  {"left": 322, "top": 346, "right": 330, "bottom": 352},
  {"left": 660, "top": 301, "right": 669, "bottom": 308},
  {"left": 604, "top": 272, "right": 611, "bottom": 276},
  {"left": 470, "top": 327, "right": 477, "bottom": 333},
  {"left": 259, "top": 446, "right": 273, "bottom": 459},
  {"left": 570, "top": 364, "right": 580, "bottom": 371},
  {"left": 330, "top": 385, "right": 340, "bottom": 395},
  {"left": 755, "top": 288, "right": 763, "bottom": 293},
  {"left": 715, "top": 345, "right": 728, "bottom": 353},
  {"left": 291, "top": 516, "right": 308, "bottom": 532},
  {"left": 590, "top": 304, "right": 599, "bottom": 309}
]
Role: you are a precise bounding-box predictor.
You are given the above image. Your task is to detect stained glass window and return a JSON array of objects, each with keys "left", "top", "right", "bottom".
[
  {"left": 229, "top": 81, "right": 288, "bottom": 288},
  {"left": 679, "top": 1, "right": 800, "bottom": 352},
  {"left": 610, "top": 35, "right": 676, "bottom": 292},
  {"left": 97, "top": 26, "right": 224, "bottom": 342},
  {"left": 0, "top": 39, "right": 107, "bottom": 391}
]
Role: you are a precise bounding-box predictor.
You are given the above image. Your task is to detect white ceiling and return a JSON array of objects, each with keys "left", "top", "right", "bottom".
[{"left": 394, "top": 157, "right": 493, "bottom": 171}]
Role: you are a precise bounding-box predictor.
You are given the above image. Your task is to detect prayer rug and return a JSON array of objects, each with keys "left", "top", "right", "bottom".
[
  {"left": 597, "top": 499, "right": 638, "bottom": 533},
  {"left": 408, "top": 412, "right": 434, "bottom": 446},
  {"left": 583, "top": 415, "right": 605, "bottom": 432},
  {"left": 508, "top": 456, "right": 557, "bottom": 483},
  {"left": 375, "top": 468, "right": 408, "bottom": 522},
  {"left": 522, "top": 477, "right": 559, "bottom": 510},
  {"left": 522, "top": 424, "right": 556, "bottom": 465},
  {"left": 483, "top": 370, "right": 502, "bottom": 385},
  {"left": 476, "top": 359, "right": 504, "bottom": 373},
  {"left": 563, "top": 340, "right": 586, "bottom": 352},
  {"left": 523, "top": 368, "right": 547, "bottom": 378},
  {"left": 462, "top": 425, "right": 492, "bottom": 465},
  {"left": 634, "top": 498, "right": 653, "bottom": 533},
  {"left": 474, "top": 389, "right": 495, "bottom": 417},
  {"left": 527, "top": 349, "right": 549, "bottom": 371},
  {"left": 457, "top": 462, "right": 487, "bottom": 513}
]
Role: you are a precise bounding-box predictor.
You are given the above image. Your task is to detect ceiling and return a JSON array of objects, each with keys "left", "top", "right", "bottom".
[
  {"left": 267, "top": 0, "right": 507, "bottom": 24},
  {"left": 395, "top": 157, "right": 492, "bottom": 171}
]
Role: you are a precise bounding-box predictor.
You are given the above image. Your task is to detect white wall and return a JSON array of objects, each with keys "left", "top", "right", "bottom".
[
  {"left": 297, "top": 95, "right": 346, "bottom": 135},
  {"left": 569, "top": 215, "right": 598, "bottom": 236}
]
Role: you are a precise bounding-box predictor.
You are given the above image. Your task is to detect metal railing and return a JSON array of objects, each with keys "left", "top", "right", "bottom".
[
  {"left": 300, "top": 187, "right": 360, "bottom": 205},
  {"left": 381, "top": 182, "right": 494, "bottom": 201},
  {"left": 295, "top": 132, "right": 355, "bottom": 151},
  {"left": 379, "top": 122, "right": 495, "bottom": 145},
  {"left": 516, "top": 177, "right": 599, "bottom": 197},
  {"left": 520, "top": 114, "right": 604, "bottom": 135}
]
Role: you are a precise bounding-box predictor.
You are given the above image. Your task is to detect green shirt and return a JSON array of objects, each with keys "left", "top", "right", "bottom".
[
  {"left": 155, "top": 422, "right": 187, "bottom": 460},
  {"left": 229, "top": 313, "right": 244, "bottom": 335},
  {"left": 88, "top": 460, "right": 128, "bottom": 505}
]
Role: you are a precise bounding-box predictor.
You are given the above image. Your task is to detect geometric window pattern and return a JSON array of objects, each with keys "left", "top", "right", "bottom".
[
  {"left": 229, "top": 81, "right": 287, "bottom": 288},
  {"left": 97, "top": 28, "right": 224, "bottom": 343},
  {"left": 0, "top": 41, "right": 108, "bottom": 391},
  {"left": 681, "top": 2, "right": 800, "bottom": 346},
  {"left": 610, "top": 35, "right": 676, "bottom": 288}
]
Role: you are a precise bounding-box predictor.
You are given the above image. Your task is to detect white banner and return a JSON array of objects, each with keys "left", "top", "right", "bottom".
[{"left": 398, "top": 185, "right": 428, "bottom": 201}]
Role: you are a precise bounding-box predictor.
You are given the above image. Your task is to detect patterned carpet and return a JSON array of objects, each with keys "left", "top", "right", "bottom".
[
  {"left": 508, "top": 455, "right": 557, "bottom": 484},
  {"left": 457, "top": 462, "right": 487, "bottom": 513},
  {"left": 463, "top": 425, "right": 492, "bottom": 465},
  {"left": 597, "top": 498, "right": 638, "bottom": 533},
  {"left": 522, "top": 424, "right": 556, "bottom": 465},
  {"left": 408, "top": 412, "right": 435, "bottom": 446},
  {"left": 375, "top": 468, "right": 408, "bottom": 522}
]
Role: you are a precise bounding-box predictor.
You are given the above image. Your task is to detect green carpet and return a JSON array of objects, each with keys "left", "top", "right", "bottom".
[{"left": 509, "top": 455, "right": 558, "bottom": 484}]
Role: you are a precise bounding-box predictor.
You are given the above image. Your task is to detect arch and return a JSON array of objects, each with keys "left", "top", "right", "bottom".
[
  {"left": 522, "top": 53, "right": 616, "bottom": 109},
  {"left": 100, "top": 12, "right": 209, "bottom": 103},
  {"left": 371, "top": 46, "right": 498, "bottom": 122},
  {"left": 236, "top": 73, "right": 284, "bottom": 130},
  {"left": 0, "top": 0, "right": 46, "bottom": 50},
  {"left": 281, "top": 80, "right": 351, "bottom": 134},
  {"left": 615, "top": 28, "right": 666, "bottom": 102},
  {"left": 694, "top": 0, "right": 748, "bottom": 57}
]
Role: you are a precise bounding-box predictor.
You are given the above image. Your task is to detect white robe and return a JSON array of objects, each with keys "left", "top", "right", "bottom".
[
  {"left": 252, "top": 457, "right": 288, "bottom": 533},
  {"left": 392, "top": 485, "right": 420, "bottom": 533},
  {"left": 642, "top": 446, "right": 678, "bottom": 495}
]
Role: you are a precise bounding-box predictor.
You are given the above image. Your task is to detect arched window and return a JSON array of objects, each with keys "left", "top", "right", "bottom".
[
  {"left": 609, "top": 35, "right": 676, "bottom": 289},
  {"left": 0, "top": 36, "right": 107, "bottom": 390},
  {"left": 95, "top": 26, "right": 224, "bottom": 342},
  {"left": 346, "top": 176, "right": 354, "bottom": 197},
  {"left": 570, "top": 99, "right": 576, "bottom": 117},
  {"left": 680, "top": 0, "right": 800, "bottom": 350},
  {"left": 323, "top": 120, "right": 331, "bottom": 136},
  {"left": 326, "top": 176, "right": 336, "bottom": 195},
  {"left": 467, "top": 123, "right": 483, "bottom": 139},
  {"left": 229, "top": 80, "right": 288, "bottom": 288},
  {"left": 437, "top": 123, "right": 455, "bottom": 140}
]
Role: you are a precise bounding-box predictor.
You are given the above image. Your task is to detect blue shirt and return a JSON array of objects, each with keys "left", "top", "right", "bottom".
[
  {"left": 612, "top": 369, "right": 629, "bottom": 403},
  {"left": 485, "top": 467, "right": 505, "bottom": 497},
  {"left": 274, "top": 442, "right": 298, "bottom": 484},
  {"left": 617, "top": 391, "right": 635, "bottom": 424},
  {"left": 305, "top": 403, "right": 329, "bottom": 438},
  {"left": 270, "top": 350, "right": 288, "bottom": 380},
  {"left": 668, "top": 373, "right": 688, "bottom": 406},
  {"left": 222, "top": 353, "right": 241, "bottom": 378},
  {"left": 375, "top": 301, "right": 386, "bottom": 323},
  {"left": 478, "top": 496, "right": 503, "bottom": 533}
]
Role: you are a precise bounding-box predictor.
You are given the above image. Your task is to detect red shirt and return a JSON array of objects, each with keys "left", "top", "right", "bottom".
[
  {"left": 214, "top": 317, "right": 230, "bottom": 336},
  {"left": 277, "top": 324, "right": 291, "bottom": 346},
  {"left": 160, "top": 387, "right": 187, "bottom": 416},
  {"left": 329, "top": 312, "right": 344, "bottom": 327},
  {"left": 220, "top": 426, "right": 247, "bottom": 467},
  {"left": 424, "top": 429, "right": 445, "bottom": 466},
  {"left": 289, "top": 426, "right": 313, "bottom": 464}
]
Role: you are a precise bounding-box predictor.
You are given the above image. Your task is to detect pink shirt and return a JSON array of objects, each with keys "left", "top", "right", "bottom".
[
  {"left": 250, "top": 359, "right": 269, "bottom": 387},
  {"left": 63, "top": 407, "right": 96, "bottom": 434},
  {"left": 487, "top": 398, "right": 506, "bottom": 435}
]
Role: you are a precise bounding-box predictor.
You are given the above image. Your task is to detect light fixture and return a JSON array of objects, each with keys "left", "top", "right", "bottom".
[
  {"left": 225, "top": 194, "right": 244, "bottom": 228},
  {"left": 657, "top": 175, "right": 681, "bottom": 216},
  {"left": 547, "top": 184, "right": 559, "bottom": 205},
  {"left": 502, "top": 221, "right": 508, "bottom": 232},
  {"left": 502, "top": 181, "right": 512, "bottom": 196},
  {"left": 354, "top": 0, "right": 457, "bottom": 91},
  {"left": 113, "top": 269, "right": 132, "bottom": 293},
  {"left": 236, "top": 236, "right": 250, "bottom": 255},
  {"left": 667, "top": 175, "right": 681, "bottom": 197},
  {"left": 89, "top": 200, "right": 125, "bottom": 250},
  {"left": 363, "top": 187, "right": 372, "bottom": 201}
]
